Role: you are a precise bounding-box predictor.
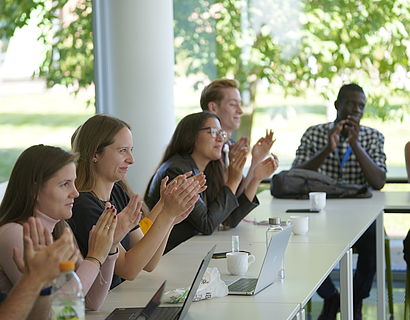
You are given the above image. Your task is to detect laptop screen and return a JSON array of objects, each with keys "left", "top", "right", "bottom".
[
  {"left": 178, "top": 245, "right": 216, "bottom": 320},
  {"left": 254, "top": 227, "right": 292, "bottom": 293},
  {"left": 135, "top": 281, "right": 166, "bottom": 320}
]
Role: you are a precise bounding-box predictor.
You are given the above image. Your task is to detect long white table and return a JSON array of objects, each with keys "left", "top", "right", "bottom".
[
  {"left": 86, "top": 190, "right": 403, "bottom": 320},
  {"left": 189, "top": 191, "right": 387, "bottom": 320}
]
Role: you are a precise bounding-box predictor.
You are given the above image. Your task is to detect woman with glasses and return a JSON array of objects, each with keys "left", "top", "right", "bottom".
[{"left": 145, "top": 111, "right": 279, "bottom": 252}]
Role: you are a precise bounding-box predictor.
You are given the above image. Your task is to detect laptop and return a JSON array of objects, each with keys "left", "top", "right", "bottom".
[
  {"left": 228, "top": 227, "right": 292, "bottom": 295},
  {"left": 105, "top": 245, "right": 216, "bottom": 320}
]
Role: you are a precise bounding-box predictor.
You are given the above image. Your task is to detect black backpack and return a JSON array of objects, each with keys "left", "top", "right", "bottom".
[{"left": 270, "top": 168, "right": 372, "bottom": 199}]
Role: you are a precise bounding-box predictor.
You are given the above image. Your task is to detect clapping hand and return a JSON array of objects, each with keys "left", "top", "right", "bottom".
[
  {"left": 87, "top": 206, "right": 117, "bottom": 263},
  {"left": 251, "top": 129, "right": 276, "bottom": 165},
  {"left": 229, "top": 137, "right": 248, "bottom": 163},
  {"left": 161, "top": 173, "right": 206, "bottom": 224},
  {"left": 190, "top": 172, "right": 207, "bottom": 194},
  {"left": 328, "top": 121, "right": 344, "bottom": 151},
  {"left": 158, "top": 172, "right": 193, "bottom": 205},
  {"left": 344, "top": 115, "right": 360, "bottom": 146},
  {"left": 172, "top": 173, "right": 207, "bottom": 225},
  {"left": 13, "top": 217, "right": 77, "bottom": 285},
  {"left": 227, "top": 148, "right": 247, "bottom": 184},
  {"left": 113, "top": 195, "right": 143, "bottom": 246},
  {"left": 253, "top": 154, "right": 279, "bottom": 182}
]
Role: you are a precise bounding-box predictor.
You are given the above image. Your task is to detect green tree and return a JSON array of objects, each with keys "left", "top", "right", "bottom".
[
  {"left": 174, "top": 0, "right": 410, "bottom": 136},
  {"left": 0, "top": 0, "right": 93, "bottom": 95},
  {"left": 291, "top": 0, "right": 410, "bottom": 120},
  {"left": 1, "top": 0, "right": 410, "bottom": 123}
]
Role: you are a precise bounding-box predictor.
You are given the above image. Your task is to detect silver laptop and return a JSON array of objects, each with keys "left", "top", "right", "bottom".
[
  {"left": 228, "top": 227, "right": 292, "bottom": 295},
  {"left": 106, "top": 245, "right": 216, "bottom": 320}
]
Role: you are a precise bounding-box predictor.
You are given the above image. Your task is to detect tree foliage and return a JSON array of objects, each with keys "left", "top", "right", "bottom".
[
  {"left": 0, "top": 0, "right": 93, "bottom": 94},
  {"left": 174, "top": 0, "right": 410, "bottom": 123},
  {"left": 1, "top": 0, "right": 410, "bottom": 122}
]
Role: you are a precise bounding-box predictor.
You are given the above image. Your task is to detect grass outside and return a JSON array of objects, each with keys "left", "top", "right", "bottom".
[{"left": 0, "top": 82, "right": 94, "bottom": 181}]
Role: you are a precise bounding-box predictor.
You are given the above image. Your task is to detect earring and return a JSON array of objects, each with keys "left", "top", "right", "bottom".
[{"left": 93, "top": 159, "right": 97, "bottom": 163}]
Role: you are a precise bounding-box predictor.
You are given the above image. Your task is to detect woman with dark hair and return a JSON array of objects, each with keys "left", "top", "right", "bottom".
[
  {"left": 69, "top": 114, "right": 203, "bottom": 289},
  {"left": 145, "top": 111, "right": 279, "bottom": 252},
  {"left": 0, "top": 145, "right": 122, "bottom": 318}
]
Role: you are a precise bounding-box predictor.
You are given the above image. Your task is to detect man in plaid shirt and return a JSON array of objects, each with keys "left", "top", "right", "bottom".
[{"left": 292, "top": 83, "right": 387, "bottom": 320}]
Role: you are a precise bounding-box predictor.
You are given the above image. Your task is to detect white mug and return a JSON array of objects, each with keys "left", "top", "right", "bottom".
[
  {"left": 226, "top": 252, "right": 256, "bottom": 276},
  {"left": 290, "top": 215, "right": 309, "bottom": 235},
  {"left": 309, "top": 192, "right": 326, "bottom": 211}
]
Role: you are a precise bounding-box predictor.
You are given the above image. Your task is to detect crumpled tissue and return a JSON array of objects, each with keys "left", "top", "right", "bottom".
[{"left": 162, "top": 267, "right": 228, "bottom": 304}]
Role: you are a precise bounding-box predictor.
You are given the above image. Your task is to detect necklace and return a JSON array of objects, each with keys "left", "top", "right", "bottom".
[{"left": 90, "top": 191, "right": 110, "bottom": 209}]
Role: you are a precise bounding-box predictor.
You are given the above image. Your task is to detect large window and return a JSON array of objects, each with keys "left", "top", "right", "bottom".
[
  {"left": 172, "top": 0, "right": 410, "bottom": 239},
  {"left": 173, "top": 0, "right": 410, "bottom": 179}
]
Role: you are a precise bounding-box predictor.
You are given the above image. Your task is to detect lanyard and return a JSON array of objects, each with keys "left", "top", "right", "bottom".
[{"left": 340, "top": 146, "right": 352, "bottom": 169}]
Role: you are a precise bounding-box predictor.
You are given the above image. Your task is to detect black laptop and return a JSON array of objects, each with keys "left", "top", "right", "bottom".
[{"left": 105, "top": 245, "right": 216, "bottom": 320}]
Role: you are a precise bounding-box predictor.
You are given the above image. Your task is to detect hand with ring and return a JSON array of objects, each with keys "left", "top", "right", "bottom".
[{"left": 86, "top": 205, "right": 118, "bottom": 264}]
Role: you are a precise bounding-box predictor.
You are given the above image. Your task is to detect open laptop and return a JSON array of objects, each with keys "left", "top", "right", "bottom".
[
  {"left": 105, "top": 245, "right": 216, "bottom": 320},
  {"left": 228, "top": 227, "right": 292, "bottom": 295}
]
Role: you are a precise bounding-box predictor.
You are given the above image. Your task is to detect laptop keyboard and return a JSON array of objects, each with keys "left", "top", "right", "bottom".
[
  {"left": 228, "top": 278, "right": 258, "bottom": 292},
  {"left": 106, "top": 306, "right": 181, "bottom": 320},
  {"left": 147, "top": 306, "right": 181, "bottom": 320}
]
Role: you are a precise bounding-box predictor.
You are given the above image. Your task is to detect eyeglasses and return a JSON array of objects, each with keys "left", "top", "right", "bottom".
[{"left": 199, "top": 127, "right": 228, "bottom": 140}]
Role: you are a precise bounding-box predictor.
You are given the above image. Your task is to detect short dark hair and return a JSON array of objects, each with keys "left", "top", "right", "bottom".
[
  {"left": 200, "top": 79, "right": 238, "bottom": 111},
  {"left": 336, "top": 83, "right": 365, "bottom": 102}
]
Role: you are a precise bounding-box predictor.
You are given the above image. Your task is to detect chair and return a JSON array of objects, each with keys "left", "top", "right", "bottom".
[{"left": 305, "top": 233, "right": 394, "bottom": 318}]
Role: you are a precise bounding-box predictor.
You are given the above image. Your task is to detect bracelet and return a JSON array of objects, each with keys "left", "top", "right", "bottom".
[
  {"left": 85, "top": 256, "right": 102, "bottom": 269},
  {"left": 109, "top": 247, "right": 119, "bottom": 255},
  {"left": 39, "top": 286, "right": 52, "bottom": 296}
]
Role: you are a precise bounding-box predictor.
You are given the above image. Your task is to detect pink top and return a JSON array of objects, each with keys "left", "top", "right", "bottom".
[{"left": 0, "top": 212, "right": 118, "bottom": 310}]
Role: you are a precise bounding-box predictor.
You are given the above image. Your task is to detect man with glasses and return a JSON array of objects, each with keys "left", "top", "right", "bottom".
[
  {"left": 200, "top": 79, "right": 277, "bottom": 197},
  {"left": 292, "top": 83, "right": 387, "bottom": 320}
]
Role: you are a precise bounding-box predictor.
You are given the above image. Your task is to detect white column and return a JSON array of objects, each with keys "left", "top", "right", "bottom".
[{"left": 93, "top": 0, "right": 175, "bottom": 193}]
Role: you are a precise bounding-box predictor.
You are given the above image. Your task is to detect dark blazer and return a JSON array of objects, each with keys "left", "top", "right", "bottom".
[{"left": 145, "top": 153, "right": 259, "bottom": 253}]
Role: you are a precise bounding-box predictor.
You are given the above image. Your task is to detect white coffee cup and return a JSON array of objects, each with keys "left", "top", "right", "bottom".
[
  {"left": 226, "top": 252, "right": 256, "bottom": 276},
  {"left": 290, "top": 215, "right": 309, "bottom": 235},
  {"left": 309, "top": 192, "right": 326, "bottom": 211}
]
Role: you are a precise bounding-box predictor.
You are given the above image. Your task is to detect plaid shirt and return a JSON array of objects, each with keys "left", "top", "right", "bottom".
[{"left": 292, "top": 122, "right": 387, "bottom": 186}]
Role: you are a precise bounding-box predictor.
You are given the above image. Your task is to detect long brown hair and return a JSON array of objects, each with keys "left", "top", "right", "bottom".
[
  {"left": 158, "top": 111, "right": 224, "bottom": 203},
  {"left": 0, "top": 145, "right": 75, "bottom": 226},
  {"left": 72, "top": 114, "right": 131, "bottom": 193}
]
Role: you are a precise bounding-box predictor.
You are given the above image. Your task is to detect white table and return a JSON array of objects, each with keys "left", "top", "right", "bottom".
[
  {"left": 86, "top": 241, "right": 301, "bottom": 320},
  {"left": 87, "top": 190, "right": 392, "bottom": 320}
]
